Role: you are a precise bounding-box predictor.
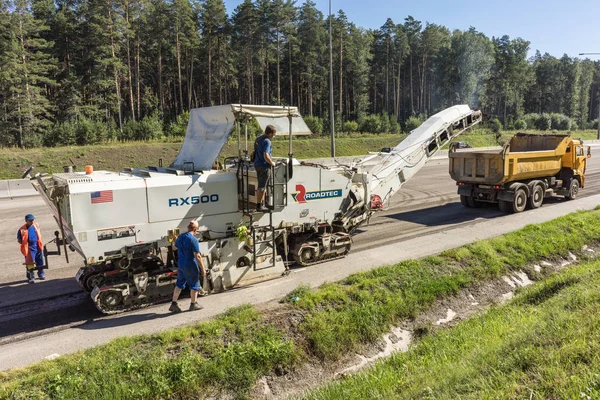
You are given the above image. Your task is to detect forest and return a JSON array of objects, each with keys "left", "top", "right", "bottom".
[{"left": 1, "top": 0, "right": 599, "bottom": 148}]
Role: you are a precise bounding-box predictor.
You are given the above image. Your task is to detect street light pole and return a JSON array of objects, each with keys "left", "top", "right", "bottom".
[
  {"left": 329, "top": 0, "right": 335, "bottom": 157},
  {"left": 579, "top": 53, "right": 600, "bottom": 139}
]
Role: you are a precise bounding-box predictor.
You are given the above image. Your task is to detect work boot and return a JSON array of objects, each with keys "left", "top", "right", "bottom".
[
  {"left": 169, "top": 301, "right": 182, "bottom": 313},
  {"left": 189, "top": 302, "right": 203, "bottom": 311}
]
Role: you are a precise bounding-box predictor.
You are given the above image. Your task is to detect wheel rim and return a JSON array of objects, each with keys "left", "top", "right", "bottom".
[
  {"left": 99, "top": 291, "right": 122, "bottom": 308},
  {"left": 301, "top": 248, "right": 313, "bottom": 263},
  {"left": 514, "top": 190, "right": 527, "bottom": 212},
  {"left": 571, "top": 182, "right": 579, "bottom": 197}
]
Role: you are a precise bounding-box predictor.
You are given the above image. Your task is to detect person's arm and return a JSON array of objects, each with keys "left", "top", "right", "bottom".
[
  {"left": 17, "top": 230, "right": 22, "bottom": 245},
  {"left": 264, "top": 152, "right": 274, "bottom": 167},
  {"left": 195, "top": 252, "right": 206, "bottom": 276},
  {"left": 192, "top": 239, "right": 206, "bottom": 276},
  {"left": 172, "top": 234, "right": 180, "bottom": 250},
  {"left": 263, "top": 139, "right": 274, "bottom": 167}
]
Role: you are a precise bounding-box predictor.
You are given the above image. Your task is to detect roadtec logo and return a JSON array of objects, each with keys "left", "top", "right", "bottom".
[{"left": 292, "top": 184, "right": 342, "bottom": 203}]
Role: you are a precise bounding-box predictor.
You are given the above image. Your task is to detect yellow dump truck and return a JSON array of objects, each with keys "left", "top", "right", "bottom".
[{"left": 449, "top": 133, "right": 590, "bottom": 213}]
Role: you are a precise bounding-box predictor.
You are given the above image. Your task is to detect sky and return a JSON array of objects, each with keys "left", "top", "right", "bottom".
[{"left": 223, "top": 0, "right": 600, "bottom": 60}]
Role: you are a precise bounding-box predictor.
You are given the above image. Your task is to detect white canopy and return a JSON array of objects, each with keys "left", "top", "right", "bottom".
[{"left": 171, "top": 104, "right": 312, "bottom": 171}]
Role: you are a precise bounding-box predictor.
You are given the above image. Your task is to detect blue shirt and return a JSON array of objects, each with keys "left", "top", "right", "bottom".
[
  {"left": 174, "top": 232, "right": 200, "bottom": 271},
  {"left": 254, "top": 135, "right": 272, "bottom": 167},
  {"left": 17, "top": 225, "right": 39, "bottom": 247}
]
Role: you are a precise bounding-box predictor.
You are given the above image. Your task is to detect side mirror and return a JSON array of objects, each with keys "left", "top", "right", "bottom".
[{"left": 587, "top": 146, "right": 592, "bottom": 158}]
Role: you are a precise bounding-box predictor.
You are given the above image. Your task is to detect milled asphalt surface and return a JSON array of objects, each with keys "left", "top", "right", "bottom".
[{"left": 0, "top": 150, "right": 599, "bottom": 371}]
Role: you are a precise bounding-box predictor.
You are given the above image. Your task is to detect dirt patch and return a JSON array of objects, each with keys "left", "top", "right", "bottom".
[{"left": 248, "top": 245, "right": 599, "bottom": 399}]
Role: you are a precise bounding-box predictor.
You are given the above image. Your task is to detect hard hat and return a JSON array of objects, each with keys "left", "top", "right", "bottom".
[{"left": 25, "top": 214, "right": 35, "bottom": 221}]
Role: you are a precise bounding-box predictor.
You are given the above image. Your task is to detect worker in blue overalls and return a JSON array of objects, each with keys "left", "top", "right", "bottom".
[{"left": 17, "top": 214, "right": 46, "bottom": 283}]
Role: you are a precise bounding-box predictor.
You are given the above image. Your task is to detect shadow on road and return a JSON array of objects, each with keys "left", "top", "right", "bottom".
[
  {"left": 0, "top": 277, "right": 81, "bottom": 308},
  {"left": 76, "top": 310, "right": 174, "bottom": 331},
  {"left": 385, "top": 201, "right": 504, "bottom": 226}
]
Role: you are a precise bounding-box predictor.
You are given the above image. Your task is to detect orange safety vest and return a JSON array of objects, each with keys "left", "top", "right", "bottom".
[{"left": 19, "top": 222, "right": 43, "bottom": 258}]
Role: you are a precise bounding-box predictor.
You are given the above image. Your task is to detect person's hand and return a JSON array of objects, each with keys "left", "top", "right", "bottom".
[{"left": 201, "top": 269, "right": 207, "bottom": 276}]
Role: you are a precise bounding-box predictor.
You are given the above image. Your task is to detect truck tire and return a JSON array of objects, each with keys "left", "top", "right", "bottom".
[
  {"left": 565, "top": 179, "right": 579, "bottom": 200},
  {"left": 498, "top": 200, "right": 512, "bottom": 213},
  {"left": 528, "top": 184, "right": 544, "bottom": 209},
  {"left": 460, "top": 195, "right": 471, "bottom": 208},
  {"left": 512, "top": 188, "right": 528, "bottom": 213}
]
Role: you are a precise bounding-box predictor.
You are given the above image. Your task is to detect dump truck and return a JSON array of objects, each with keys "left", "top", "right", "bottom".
[{"left": 449, "top": 133, "right": 590, "bottom": 213}]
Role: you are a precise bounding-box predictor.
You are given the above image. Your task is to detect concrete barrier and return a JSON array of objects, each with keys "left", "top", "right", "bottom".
[
  {"left": 0, "top": 180, "right": 9, "bottom": 199},
  {"left": 3, "top": 179, "right": 38, "bottom": 199}
]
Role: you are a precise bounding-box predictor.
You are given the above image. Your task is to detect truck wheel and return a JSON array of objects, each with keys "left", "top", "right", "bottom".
[
  {"left": 460, "top": 195, "right": 471, "bottom": 208},
  {"left": 565, "top": 179, "right": 579, "bottom": 200},
  {"left": 467, "top": 197, "right": 481, "bottom": 208},
  {"left": 498, "top": 200, "right": 512, "bottom": 213},
  {"left": 528, "top": 185, "right": 544, "bottom": 209},
  {"left": 512, "top": 188, "right": 528, "bottom": 213}
]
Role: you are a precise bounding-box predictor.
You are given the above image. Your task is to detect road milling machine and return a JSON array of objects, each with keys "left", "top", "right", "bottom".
[{"left": 31, "top": 104, "right": 482, "bottom": 313}]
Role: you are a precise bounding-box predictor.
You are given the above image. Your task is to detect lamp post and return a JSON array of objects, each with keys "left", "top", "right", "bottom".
[
  {"left": 329, "top": 0, "right": 335, "bottom": 157},
  {"left": 579, "top": 53, "right": 600, "bottom": 139}
]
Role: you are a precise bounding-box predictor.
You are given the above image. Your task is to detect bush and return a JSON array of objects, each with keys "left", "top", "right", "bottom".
[
  {"left": 534, "top": 113, "right": 552, "bottom": 131},
  {"left": 165, "top": 111, "right": 189, "bottom": 138},
  {"left": 45, "top": 121, "right": 77, "bottom": 147},
  {"left": 121, "top": 114, "right": 164, "bottom": 141},
  {"left": 343, "top": 120, "right": 359, "bottom": 133},
  {"left": 388, "top": 115, "right": 401, "bottom": 134},
  {"left": 489, "top": 118, "right": 502, "bottom": 134},
  {"left": 514, "top": 119, "right": 527, "bottom": 130},
  {"left": 404, "top": 115, "right": 425, "bottom": 133},
  {"left": 524, "top": 113, "right": 539, "bottom": 131},
  {"left": 304, "top": 116, "right": 324, "bottom": 135},
  {"left": 76, "top": 117, "right": 97, "bottom": 145},
  {"left": 592, "top": 119, "right": 598, "bottom": 130},
  {"left": 378, "top": 113, "right": 391, "bottom": 134},
  {"left": 359, "top": 115, "right": 380, "bottom": 133}
]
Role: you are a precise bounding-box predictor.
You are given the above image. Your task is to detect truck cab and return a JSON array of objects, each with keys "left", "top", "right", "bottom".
[{"left": 562, "top": 139, "right": 589, "bottom": 188}]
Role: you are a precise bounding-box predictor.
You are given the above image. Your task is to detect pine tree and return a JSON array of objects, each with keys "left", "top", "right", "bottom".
[{"left": 4, "top": 0, "right": 56, "bottom": 147}]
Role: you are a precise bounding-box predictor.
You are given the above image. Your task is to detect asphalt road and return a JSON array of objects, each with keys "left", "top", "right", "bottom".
[{"left": 1, "top": 152, "right": 599, "bottom": 370}]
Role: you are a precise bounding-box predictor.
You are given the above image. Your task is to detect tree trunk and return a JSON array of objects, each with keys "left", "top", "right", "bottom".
[
  {"left": 158, "top": 47, "right": 163, "bottom": 113},
  {"left": 277, "top": 29, "right": 281, "bottom": 104},
  {"left": 339, "top": 27, "right": 343, "bottom": 117},
  {"left": 176, "top": 29, "right": 183, "bottom": 112},
  {"left": 136, "top": 37, "right": 140, "bottom": 117},
  {"left": 289, "top": 39, "right": 293, "bottom": 105},
  {"left": 207, "top": 38, "right": 212, "bottom": 106},
  {"left": 409, "top": 54, "right": 414, "bottom": 115},
  {"left": 385, "top": 37, "right": 389, "bottom": 114},
  {"left": 125, "top": 3, "right": 135, "bottom": 120},
  {"left": 107, "top": 3, "right": 122, "bottom": 130}
]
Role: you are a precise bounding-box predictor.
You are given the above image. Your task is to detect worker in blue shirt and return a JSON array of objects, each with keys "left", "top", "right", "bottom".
[
  {"left": 169, "top": 220, "right": 207, "bottom": 313},
  {"left": 253, "top": 124, "right": 276, "bottom": 212},
  {"left": 17, "top": 214, "right": 46, "bottom": 283}
]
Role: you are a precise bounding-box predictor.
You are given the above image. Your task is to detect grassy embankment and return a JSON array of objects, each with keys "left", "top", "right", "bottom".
[
  {"left": 2, "top": 209, "right": 600, "bottom": 399},
  {"left": 304, "top": 260, "right": 600, "bottom": 399},
  {"left": 0, "top": 134, "right": 404, "bottom": 180},
  {"left": 1, "top": 127, "right": 594, "bottom": 179},
  {"left": 450, "top": 128, "right": 598, "bottom": 148}
]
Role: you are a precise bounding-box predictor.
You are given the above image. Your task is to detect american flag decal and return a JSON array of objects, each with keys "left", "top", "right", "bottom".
[{"left": 91, "top": 190, "right": 114, "bottom": 204}]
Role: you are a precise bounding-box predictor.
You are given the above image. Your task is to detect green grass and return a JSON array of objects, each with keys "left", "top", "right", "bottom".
[
  {"left": 287, "top": 210, "right": 600, "bottom": 361},
  {"left": 3, "top": 210, "right": 600, "bottom": 399},
  {"left": 302, "top": 259, "right": 600, "bottom": 400},
  {"left": 0, "top": 305, "right": 298, "bottom": 400},
  {"left": 0, "top": 135, "right": 403, "bottom": 179}
]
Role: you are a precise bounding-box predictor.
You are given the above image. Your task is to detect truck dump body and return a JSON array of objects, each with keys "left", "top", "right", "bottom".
[{"left": 449, "top": 134, "right": 570, "bottom": 185}]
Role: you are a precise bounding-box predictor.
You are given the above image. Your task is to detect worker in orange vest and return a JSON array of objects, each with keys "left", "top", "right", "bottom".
[{"left": 17, "top": 214, "right": 46, "bottom": 283}]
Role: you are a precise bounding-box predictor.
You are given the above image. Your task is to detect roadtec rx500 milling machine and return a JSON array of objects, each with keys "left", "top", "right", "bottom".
[{"left": 31, "top": 104, "right": 481, "bottom": 313}]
